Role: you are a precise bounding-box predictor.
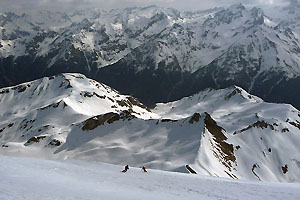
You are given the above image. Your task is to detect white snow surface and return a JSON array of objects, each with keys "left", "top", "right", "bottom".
[{"left": 0, "top": 155, "right": 299, "bottom": 200}]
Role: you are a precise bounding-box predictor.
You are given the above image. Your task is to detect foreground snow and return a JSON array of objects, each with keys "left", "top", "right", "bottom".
[{"left": 0, "top": 156, "right": 299, "bottom": 200}]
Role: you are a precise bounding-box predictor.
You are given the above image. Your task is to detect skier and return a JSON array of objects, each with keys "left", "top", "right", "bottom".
[
  {"left": 141, "top": 166, "right": 147, "bottom": 172},
  {"left": 122, "top": 165, "right": 129, "bottom": 173}
]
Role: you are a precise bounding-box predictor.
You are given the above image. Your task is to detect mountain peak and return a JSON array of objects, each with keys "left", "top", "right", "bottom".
[{"left": 0, "top": 73, "right": 155, "bottom": 120}]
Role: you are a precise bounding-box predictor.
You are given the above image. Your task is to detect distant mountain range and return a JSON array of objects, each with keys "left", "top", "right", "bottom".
[
  {"left": 0, "top": 3, "right": 300, "bottom": 108},
  {"left": 0, "top": 73, "right": 299, "bottom": 182}
]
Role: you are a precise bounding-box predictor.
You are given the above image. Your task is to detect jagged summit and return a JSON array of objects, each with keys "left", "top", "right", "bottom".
[{"left": 153, "top": 86, "right": 263, "bottom": 120}]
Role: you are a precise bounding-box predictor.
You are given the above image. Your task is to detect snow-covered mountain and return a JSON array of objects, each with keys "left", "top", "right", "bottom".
[
  {"left": 1, "top": 4, "right": 300, "bottom": 108},
  {"left": 1, "top": 74, "right": 300, "bottom": 182},
  {"left": 0, "top": 73, "right": 155, "bottom": 157},
  {"left": 154, "top": 86, "right": 300, "bottom": 182}
]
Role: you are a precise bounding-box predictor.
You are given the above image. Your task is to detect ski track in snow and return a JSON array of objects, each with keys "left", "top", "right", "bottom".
[{"left": 0, "top": 156, "right": 299, "bottom": 200}]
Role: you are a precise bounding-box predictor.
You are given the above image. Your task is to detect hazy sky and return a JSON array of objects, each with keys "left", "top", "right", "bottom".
[{"left": 0, "top": 0, "right": 299, "bottom": 12}]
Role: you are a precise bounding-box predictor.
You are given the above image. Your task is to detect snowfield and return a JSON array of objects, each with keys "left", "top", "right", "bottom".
[{"left": 0, "top": 155, "right": 299, "bottom": 200}]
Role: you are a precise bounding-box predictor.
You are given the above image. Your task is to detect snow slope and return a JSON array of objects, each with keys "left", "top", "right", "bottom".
[
  {"left": 1, "top": 75, "right": 300, "bottom": 182},
  {"left": 154, "top": 86, "right": 300, "bottom": 182},
  {"left": 1, "top": 155, "right": 299, "bottom": 200},
  {"left": 0, "top": 73, "right": 155, "bottom": 158}
]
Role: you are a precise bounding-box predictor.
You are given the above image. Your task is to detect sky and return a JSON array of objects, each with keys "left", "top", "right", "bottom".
[{"left": 0, "top": 0, "right": 299, "bottom": 12}]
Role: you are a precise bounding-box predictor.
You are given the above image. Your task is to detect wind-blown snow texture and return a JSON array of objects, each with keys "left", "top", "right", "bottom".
[
  {"left": 0, "top": 74, "right": 300, "bottom": 182},
  {"left": 1, "top": 156, "right": 300, "bottom": 200},
  {"left": 1, "top": 4, "right": 300, "bottom": 108}
]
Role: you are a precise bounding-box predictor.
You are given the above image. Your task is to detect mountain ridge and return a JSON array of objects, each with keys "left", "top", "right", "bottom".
[
  {"left": 1, "top": 4, "right": 300, "bottom": 108},
  {"left": 1, "top": 74, "right": 300, "bottom": 182}
]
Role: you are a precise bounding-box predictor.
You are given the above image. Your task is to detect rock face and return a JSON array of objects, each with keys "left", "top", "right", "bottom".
[
  {"left": 0, "top": 74, "right": 300, "bottom": 182},
  {"left": 1, "top": 4, "right": 300, "bottom": 108}
]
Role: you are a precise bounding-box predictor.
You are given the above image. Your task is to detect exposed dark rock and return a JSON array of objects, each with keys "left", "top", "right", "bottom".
[
  {"left": 80, "top": 91, "right": 105, "bottom": 99},
  {"left": 48, "top": 139, "right": 62, "bottom": 146},
  {"left": 40, "top": 101, "right": 63, "bottom": 110},
  {"left": 289, "top": 121, "right": 300, "bottom": 130},
  {"left": 224, "top": 88, "right": 242, "bottom": 100},
  {"left": 204, "top": 113, "right": 227, "bottom": 141},
  {"left": 18, "top": 85, "right": 27, "bottom": 93},
  {"left": 234, "top": 120, "right": 275, "bottom": 134},
  {"left": 188, "top": 113, "right": 201, "bottom": 124},
  {"left": 161, "top": 119, "right": 178, "bottom": 123},
  {"left": 7, "top": 123, "right": 14, "bottom": 128},
  {"left": 127, "top": 96, "right": 151, "bottom": 112},
  {"left": 116, "top": 100, "right": 131, "bottom": 107},
  {"left": 59, "top": 79, "right": 72, "bottom": 89},
  {"left": 82, "top": 111, "right": 135, "bottom": 131},
  {"left": 0, "top": 89, "right": 9, "bottom": 94},
  {"left": 81, "top": 91, "right": 93, "bottom": 97},
  {"left": 282, "top": 128, "right": 289, "bottom": 133},
  {"left": 26, "top": 136, "right": 46, "bottom": 145},
  {"left": 19, "top": 119, "right": 35, "bottom": 130},
  {"left": 107, "top": 97, "right": 115, "bottom": 102},
  {"left": 11, "top": 85, "right": 27, "bottom": 93},
  {"left": 204, "top": 113, "right": 236, "bottom": 171}
]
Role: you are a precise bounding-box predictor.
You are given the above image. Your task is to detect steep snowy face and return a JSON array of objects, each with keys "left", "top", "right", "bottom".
[
  {"left": 153, "top": 86, "right": 263, "bottom": 120},
  {"left": 0, "top": 73, "right": 155, "bottom": 158},
  {"left": 154, "top": 86, "right": 300, "bottom": 182},
  {"left": 192, "top": 5, "right": 300, "bottom": 90},
  {"left": 0, "top": 73, "right": 154, "bottom": 118}
]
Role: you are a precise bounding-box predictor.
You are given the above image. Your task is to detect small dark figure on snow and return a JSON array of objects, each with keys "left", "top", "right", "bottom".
[
  {"left": 122, "top": 165, "right": 129, "bottom": 173},
  {"left": 185, "top": 165, "right": 197, "bottom": 174},
  {"left": 141, "top": 166, "right": 147, "bottom": 172}
]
